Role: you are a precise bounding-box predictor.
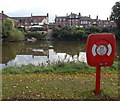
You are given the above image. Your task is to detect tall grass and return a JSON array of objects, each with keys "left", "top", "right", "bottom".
[{"left": 2, "top": 62, "right": 118, "bottom": 74}]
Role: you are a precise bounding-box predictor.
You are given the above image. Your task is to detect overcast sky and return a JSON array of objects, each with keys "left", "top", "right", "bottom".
[{"left": 0, "top": 0, "right": 119, "bottom": 22}]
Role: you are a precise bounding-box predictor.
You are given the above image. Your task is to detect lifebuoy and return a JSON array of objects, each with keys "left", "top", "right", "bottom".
[{"left": 92, "top": 40, "right": 112, "bottom": 57}]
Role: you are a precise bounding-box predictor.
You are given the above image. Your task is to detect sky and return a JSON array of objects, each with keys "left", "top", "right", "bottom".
[{"left": 0, "top": 0, "right": 119, "bottom": 22}]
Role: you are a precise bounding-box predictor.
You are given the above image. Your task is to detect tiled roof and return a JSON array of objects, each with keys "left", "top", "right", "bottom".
[
  {"left": 0, "top": 13, "right": 9, "bottom": 18},
  {"left": 56, "top": 16, "right": 66, "bottom": 19},
  {"left": 80, "top": 16, "right": 91, "bottom": 20},
  {"left": 32, "top": 16, "right": 47, "bottom": 22},
  {"left": 11, "top": 17, "right": 31, "bottom": 20}
]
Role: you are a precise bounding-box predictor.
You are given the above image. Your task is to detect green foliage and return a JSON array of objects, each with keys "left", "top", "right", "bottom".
[
  {"left": 2, "top": 62, "right": 89, "bottom": 74},
  {"left": 30, "top": 27, "right": 47, "bottom": 31},
  {"left": 110, "top": 1, "right": 120, "bottom": 28},
  {"left": 2, "top": 18, "right": 14, "bottom": 38},
  {"left": 2, "top": 61, "right": 118, "bottom": 74},
  {"left": 53, "top": 26, "right": 117, "bottom": 40},
  {"left": 83, "top": 26, "right": 117, "bottom": 34},
  {"left": 25, "top": 31, "right": 46, "bottom": 39},
  {"left": 2, "top": 18, "right": 25, "bottom": 41},
  {"left": 110, "top": 1, "right": 120, "bottom": 39},
  {"left": 85, "top": 25, "right": 102, "bottom": 33},
  {"left": 7, "top": 28, "right": 24, "bottom": 41},
  {"left": 53, "top": 26, "right": 87, "bottom": 40},
  {"left": 17, "top": 27, "right": 26, "bottom": 32}
]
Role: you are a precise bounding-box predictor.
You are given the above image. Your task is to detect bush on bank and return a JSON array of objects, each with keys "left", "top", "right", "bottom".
[
  {"left": 7, "top": 28, "right": 24, "bottom": 41},
  {"left": 52, "top": 26, "right": 88, "bottom": 40},
  {"left": 52, "top": 26, "right": 118, "bottom": 40},
  {"left": 25, "top": 31, "right": 46, "bottom": 39},
  {"left": 2, "top": 18, "right": 25, "bottom": 41}
]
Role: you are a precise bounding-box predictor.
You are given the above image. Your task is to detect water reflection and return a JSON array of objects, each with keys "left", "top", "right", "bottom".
[
  {"left": 1, "top": 41, "right": 87, "bottom": 68},
  {"left": 1, "top": 40, "right": 119, "bottom": 68},
  {"left": 2, "top": 42, "right": 25, "bottom": 64}
]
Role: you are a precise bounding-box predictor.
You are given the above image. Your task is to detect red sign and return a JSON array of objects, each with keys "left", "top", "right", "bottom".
[
  {"left": 86, "top": 34, "right": 116, "bottom": 94},
  {"left": 86, "top": 34, "right": 116, "bottom": 67}
]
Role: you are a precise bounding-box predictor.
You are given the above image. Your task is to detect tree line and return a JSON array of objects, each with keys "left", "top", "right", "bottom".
[{"left": 52, "top": 25, "right": 118, "bottom": 40}]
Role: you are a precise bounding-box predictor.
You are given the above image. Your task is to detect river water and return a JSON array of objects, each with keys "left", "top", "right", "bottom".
[{"left": 1, "top": 40, "right": 120, "bottom": 68}]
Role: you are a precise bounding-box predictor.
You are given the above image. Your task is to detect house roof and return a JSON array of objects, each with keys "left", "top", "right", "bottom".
[
  {"left": 56, "top": 16, "right": 66, "bottom": 19},
  {"left": 32, "top": 16, "right": 47, "bottom": 22},
  {"left": 0, "top": 13, "right": 9, "bottom": 20},
  {"left": 91, "top": 19, "right": 98, "bottom": 21},
  {"left": 80, "top": 16, "right": 91, "bottom": 20},
  {"left": 11, "top": 17, "right": 31, "bottom": 20},
  {"left": 11, "top": 16, "right": 48, "bottom": 22}
]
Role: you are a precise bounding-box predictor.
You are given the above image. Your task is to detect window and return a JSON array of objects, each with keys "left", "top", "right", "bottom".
[
  {"left": 93, "top": 21, "right": 96, "bottom": 24},
  {"left": 81, "top": 21, "right": 87, "bottom": 24},
  {"left": 80, "top": 21, "right": 83, "bottom": 24},
  {"left": 76, "top": 15, "right": 78, "bottom": 18}
]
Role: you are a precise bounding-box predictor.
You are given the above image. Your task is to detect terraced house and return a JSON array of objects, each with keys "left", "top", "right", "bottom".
[
  {"left": 55, "top": 12, "right": 116, "bottom": 28},
  {"left": 0, "top": 11, "right": 49, "bottom": 31}
]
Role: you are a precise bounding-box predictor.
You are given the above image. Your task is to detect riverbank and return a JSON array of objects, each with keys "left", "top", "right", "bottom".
[
  {"left": 2, "top": 72, "right": 118, "bottom": 100},
  {"left": 2, "top": 62, "right": 119, "bottom": 100},
  {"left": 2, "top": 62, "right": 118, "bottom": 74}
]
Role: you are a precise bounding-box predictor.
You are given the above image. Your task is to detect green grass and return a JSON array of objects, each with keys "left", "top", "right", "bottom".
[
  {"left": 2, "top": 62, "right": 119, "bottom": 100},
  {"left": 2, "top": 62, "right": 119, "bottom": 74},
  {"left": 2, "top": 73, "right": 118, "bottom": 100}
]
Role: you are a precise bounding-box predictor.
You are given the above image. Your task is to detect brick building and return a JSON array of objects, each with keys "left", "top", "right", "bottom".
[
  {"left": 55, "top": 12, "right": 116, "bottom": 28},
  {"left": 0, "top": 11, "right": 49, "bottom": 30},
  {"left": 0, "top": 11, "right": 9, "bottom": 24},
  {"left": 11, "top": 13, "right": 49, "bottom": 27}
]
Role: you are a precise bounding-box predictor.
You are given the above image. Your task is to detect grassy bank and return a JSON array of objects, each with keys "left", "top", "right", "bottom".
[
  {"left": 2, "top": 62, "right": 119, "bottom": 100},
  {"left": 2, "top": 73, "right": 118, "bottom": 100},
  {"left": 2, "top": 62, "right": 118, "bottom": 74}
]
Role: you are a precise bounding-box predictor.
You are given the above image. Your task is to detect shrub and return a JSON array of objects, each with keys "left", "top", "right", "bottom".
[
  {"left": 25, "top": 31, "right": 46, "bottom": 39},
  {"left": 7, "top": 28, "right": 24, "bottom": 41},
  {"left": 52, "top": 26, "right": 87, "bottom": 40},
  {"left": 2, "top": 18, "right": 14, "bottom": 38},
  {"left": 2, "top": 61, "right": 118, "bottom": 74}
]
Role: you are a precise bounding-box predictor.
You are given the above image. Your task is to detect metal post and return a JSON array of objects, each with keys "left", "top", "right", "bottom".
[{"left": 95, "top": 66, "right": 101, "bottom": 94}]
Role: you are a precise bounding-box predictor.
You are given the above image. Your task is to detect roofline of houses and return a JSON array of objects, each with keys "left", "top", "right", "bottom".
[{"left": 0, "top": 11, "right": 117, "bottom": 28}]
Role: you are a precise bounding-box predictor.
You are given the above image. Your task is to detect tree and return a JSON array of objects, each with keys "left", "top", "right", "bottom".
[
  {"left": 110, "top": 1, "right": 120, "bottom": 28},
  {"left": 2, "top": 18, "right": 24, "bottom": 41},
  {"left": 2, "top": 18, "right": 14, "bottom": 38}
]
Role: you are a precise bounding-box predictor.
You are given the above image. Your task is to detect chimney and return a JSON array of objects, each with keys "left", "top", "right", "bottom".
[
  {"left": 107, "top": 17, "right": 108, "bottom": 20},
  {"left": 79, "top": 12, "right": 81, "bottom": 16},
  {"left": 89, "top": 15, "right": 91, "bottom": 18},
  {"left": 2, "top": 10, "right": 4, "bottom": 14},
  {"left": 47, "top": 13, "right": 49, "bottom": 17},
  {"left": 96, "top": 15, "right": 98, "bottom": 20},
  {"left": 31, "top": 13, "right": 32, "bottom": 17}
]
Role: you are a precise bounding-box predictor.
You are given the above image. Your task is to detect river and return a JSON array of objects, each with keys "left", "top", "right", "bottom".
[{"left": 1, "top": 40, "right": 120, "bottom": 68}]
